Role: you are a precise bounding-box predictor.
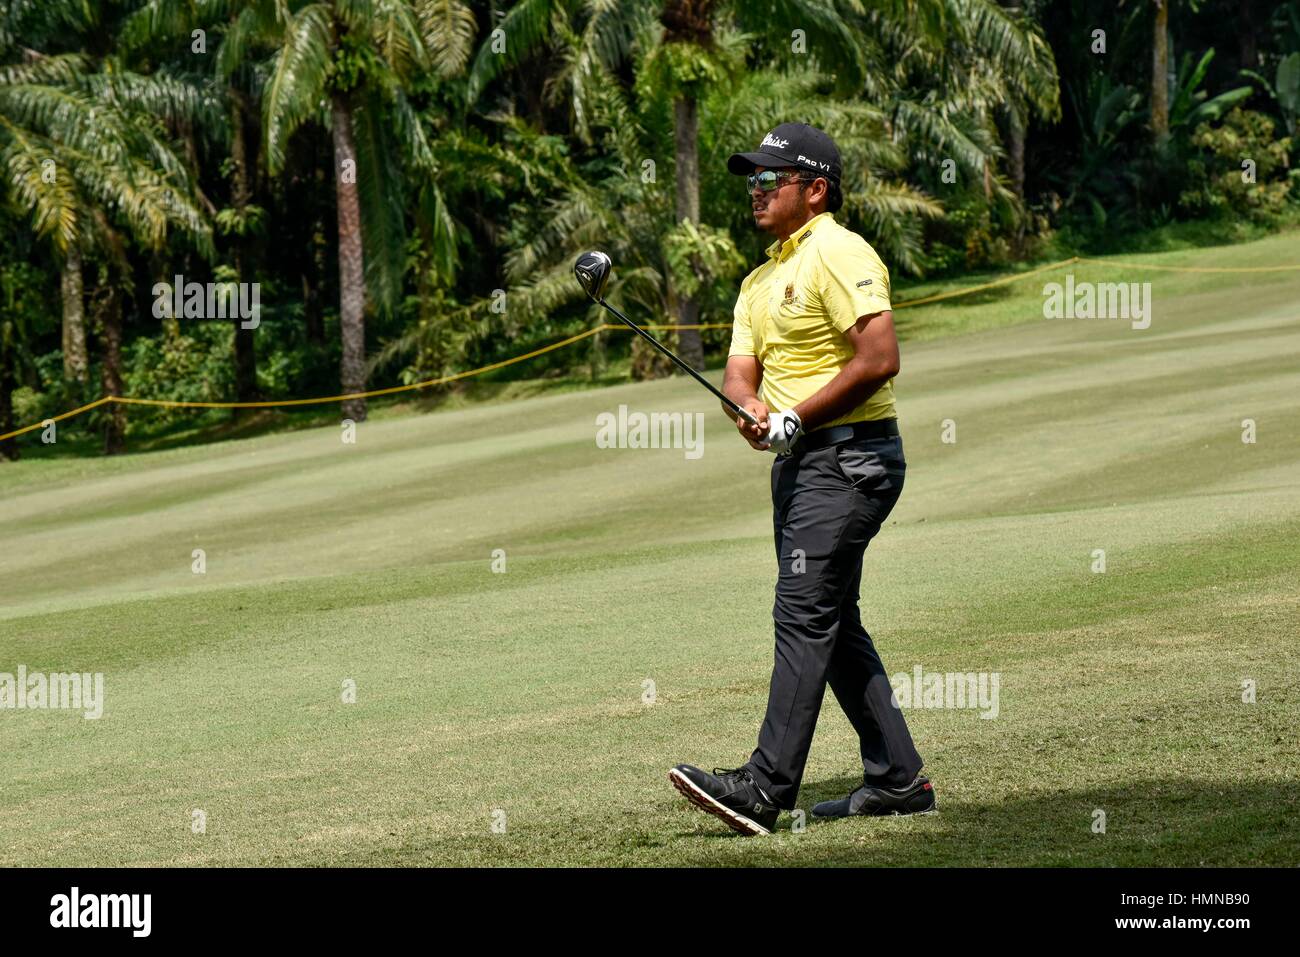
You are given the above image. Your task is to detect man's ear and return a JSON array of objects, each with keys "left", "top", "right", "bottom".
[{"left": 808, "top": 177, "right": 829, "bottom": 213}]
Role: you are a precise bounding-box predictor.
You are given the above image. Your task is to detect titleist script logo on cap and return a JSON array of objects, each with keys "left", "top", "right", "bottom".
[{"left": 761, "top": 132, "right": 790, "bottom": 149}]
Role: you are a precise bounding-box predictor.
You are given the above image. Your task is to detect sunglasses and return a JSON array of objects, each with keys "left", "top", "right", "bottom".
[{"left": 746, "top": 169, "right": 808, "bottom": 193}]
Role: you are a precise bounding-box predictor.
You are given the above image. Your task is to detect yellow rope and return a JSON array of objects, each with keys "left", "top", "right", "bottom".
[
  {"left": 0, "top": 323, "right": 732, "bottom": 440},
  {"left": 894, "top": 257, "right": 1080, "bottom": 308},
  {"left": 0, "top": 395, "right": 114, "bottom": 441},
  {"left": 1077, "top": 256, "right": 1300, "bottom": 273},
  {"left": 111, "top": 326, "right": 609, "bottom": 410},
  {"left": 1, "top": 254, "right": 1295, "bottom": 445},
  {"left": 96, "top": 324, "right": 733, "bottom": 411}
]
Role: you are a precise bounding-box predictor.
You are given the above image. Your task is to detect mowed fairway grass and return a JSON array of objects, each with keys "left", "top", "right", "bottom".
[{"left": 2, "top": 233, "right": 1299, "bottom": 867}]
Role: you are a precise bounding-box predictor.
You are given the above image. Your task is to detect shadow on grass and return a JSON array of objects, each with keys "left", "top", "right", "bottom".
[
  {"left": 658, "top": 774, "right": 1299, "bottom": 867},
  {"left": 335, "top": 775, "right": 1298, "bottom": 867}
]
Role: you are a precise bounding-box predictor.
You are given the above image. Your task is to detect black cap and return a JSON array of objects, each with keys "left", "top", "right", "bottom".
[{"left": 728, "top": 122, "right": 841, "bottom": 181}]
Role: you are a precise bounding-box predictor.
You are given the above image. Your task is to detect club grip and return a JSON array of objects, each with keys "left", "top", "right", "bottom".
[{"left": 736, "top": 406, "right": 760, "bottom": 427}]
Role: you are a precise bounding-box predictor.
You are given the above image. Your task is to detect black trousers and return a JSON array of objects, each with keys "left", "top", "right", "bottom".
[{"left": 744, "top": 432, "right": 923, "bottom": 809}]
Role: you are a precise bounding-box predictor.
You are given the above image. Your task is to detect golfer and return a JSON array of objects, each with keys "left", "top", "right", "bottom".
[{"left": 669, "top": 123, "right": 935, "bottom": 835}]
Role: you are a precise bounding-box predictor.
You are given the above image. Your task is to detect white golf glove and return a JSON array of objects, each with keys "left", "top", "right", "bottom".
[{"left": 765, "top": 409, "right": 803, "bottom": 455}]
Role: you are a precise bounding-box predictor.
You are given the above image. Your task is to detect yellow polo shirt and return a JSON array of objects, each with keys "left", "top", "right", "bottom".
[{"left": 728, "top": 212, "right": 895, "bottom": 426}]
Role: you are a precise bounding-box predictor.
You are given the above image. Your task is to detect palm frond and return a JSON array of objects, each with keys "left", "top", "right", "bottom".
[
  {"left": 0, "top": 53, "right": 90, "bottom": 87},
  {"left": 217, "top": 2, "right": 283, "bottom": 78},
  {"left": 368, "top": 0, "right": 433, "bottom": 76},
  {"left": 0, "top": 114, "right": 79, "bottom": 249},
  {"left": 416, "top": 0, "right": 477, "bottom": 78},
  {"left": 81, "top": 71, "right": 229, "bottom": 142},
  {"left": 944, "top": 0, "right": 1060, "bottom": 120},
  {"left": 262, "top": 2, "right": 332, "bottom": 174},
  {"left": 466, "top": 0, "right": 558, "bottom": 105},
  {"left": 352, "top": 86, "right": 407, "bottom": 316},
  {"left": 891, "top": 98, "right": 994, "bottom": 176},
  {"left": 119, "top": 0, "right": 236, "bottom": 54},
  {"left": 847, "top": 179, "right": 942, "bottom": 275}
]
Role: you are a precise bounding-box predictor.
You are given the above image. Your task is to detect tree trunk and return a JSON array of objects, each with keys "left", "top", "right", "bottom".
[
  {"left": 1007, "top": 105, "right": 1027, "bottom": 255},
  {"left": 233, "top": 315, "right": 258, "bottom": 409},
  {"left": 0, "top": 320, "right": 18, "bottom": 461},
  {"left": 1007, "top": 107, "right": 1025, "bottom": 202},
  {"left": 671, "top": 94, "right": 704, "bottom": 372},
  {"left": 61, "top": 245, "right": 88, "bottom": 384},
  {"left": 230, "top": 88, "right": 260, "bottom": 413},
  {"left": 1151, "top": 0, "right": 1170, "bottom": 143},
  {"left": 589, "top": 327, "right": 605, "bottom": 382},
  {"left": 303, "top": 271, "right": 323, "bottom": 344},
  {"left": 94, "top": 281, "right": 126, "bottom": 455},
  {"left": 305, "top": 151, "right": 327, "bottom": 345},
  {"left": 151, "top": 251, "right": 181, "bottom": 342},
  {"left": 1238, "top": 0, "right": 1257, "bottom": 69},
  {"left": 332, "top": 94, "right": 367, "bottom": 422}
]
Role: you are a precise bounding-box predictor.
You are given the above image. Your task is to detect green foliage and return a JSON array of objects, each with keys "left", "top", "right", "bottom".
[
  {"left": 331, "top": 32, "right": 381, "bottom": 95},
  {"left": 0, "top": 60, "right": 213, "bottom": 256},
  {"left": 0, "top": 257, "right": 52, "bottom": 430},
  {"left": 1242, "top": 53, "right": 1300, "bottom": 140},
  {"left": 6, "top": 0, "right": 1300, "bottom": 459},
  {"left": 419, "top": 0, "right": 479, "bottom": 79},
  {"left": 1056, "top": 74, "right": 1146, "bottom": 229},
  {"left": 123, "top": 324, "right": 237, "bottom": 426},
  {"left": 663, "top": 220, "right": 745, "bottom": 300},
  {"left": 1282, "top": 53, "right": 1300, "bottom": 133},
  {"left": 1179, "top": 108, "right": 1295, "bottom": 223},
  {"left": 261, "top": 3, "right": 333, "bottom": 176},
  {"left": 1168, "top": 50, "right": 1253, "bottom": 134},
  {"left": 924, "top": 197, "right": 1016, "bottom": 273},
  {"left": 215, "top": 204, "right": 267, "bottom": 237},
  {"left": 641, "top": 38, "right": 735, "bottom": 98}
]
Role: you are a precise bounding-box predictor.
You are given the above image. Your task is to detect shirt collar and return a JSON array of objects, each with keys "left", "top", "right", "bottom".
[{"left": 765, "top": 212, "right": 834, "bottom": 262}]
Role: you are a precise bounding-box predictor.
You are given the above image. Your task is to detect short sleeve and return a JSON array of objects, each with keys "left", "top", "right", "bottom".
[
  {"left": 819, "top": 238, "right": 892, "bottom": 333},
  {"left": 728, "top": 282, "right": 755, "bottom": 356}
]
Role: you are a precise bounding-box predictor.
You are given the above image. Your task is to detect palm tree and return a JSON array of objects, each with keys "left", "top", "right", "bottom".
[
  {"left": 468, "top": 0, "right": 860, "bottom": 369},
  {"left": 654, "top": 0, "right": 724, "bottom": 370},
  {"left": 1152, "top": 0, "right": 1170, "bottom": 142},
  {"left": 124, "top": 0, "right": 270, "bottom": 410},
  {"left": 878, "top": 0, "right": 1058, "bottom": 255},
  {"left": 470, "top": 0, "right": 1058, "bottom": 371},
  {"left": 0, "top": 11, "right": 215, "bottom": 450},
  {"left": 382, "top": 48, "right": 945, "bottom": 383},
  {"left": 251, "top": 0, "right": 476, "bottom": 421},
  {"left": 994, "top": 0, "right": 1061, "bottom": 205}
]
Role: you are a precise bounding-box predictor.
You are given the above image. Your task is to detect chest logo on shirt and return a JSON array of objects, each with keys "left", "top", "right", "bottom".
[{"left": 781, "top": 282, "right": 797, "bottom": 306}]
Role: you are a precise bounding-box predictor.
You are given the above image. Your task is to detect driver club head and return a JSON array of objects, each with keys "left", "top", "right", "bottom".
[{"left": 574, "top": 250, "right": 612, "bottom": 301}]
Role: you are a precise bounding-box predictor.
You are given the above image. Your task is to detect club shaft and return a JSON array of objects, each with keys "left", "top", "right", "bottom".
[{"left": 597, "top": 299, "right": 759, "bottom": 427}]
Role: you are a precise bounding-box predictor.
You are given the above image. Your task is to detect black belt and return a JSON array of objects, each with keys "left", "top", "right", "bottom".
[{"left": 794, "top": 419, "right": 899, "bottom": 454}]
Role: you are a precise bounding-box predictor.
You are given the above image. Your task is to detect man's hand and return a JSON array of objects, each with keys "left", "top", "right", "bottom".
[
  {"left": 723, "top": 355, "right": 772, "bottom": 451},
  {"left": 736, "top": 397, "right": 770, "bottom": 450},
  {"left": 764, "top": 409, "right": 803, "bottom": 455}
]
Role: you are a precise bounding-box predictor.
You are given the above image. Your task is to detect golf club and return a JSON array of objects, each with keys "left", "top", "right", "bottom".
[{"left": 573, "top": 251, "right": 761, "bottom": 428}]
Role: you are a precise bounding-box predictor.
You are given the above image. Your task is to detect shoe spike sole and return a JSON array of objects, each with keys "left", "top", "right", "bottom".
[{"left": 668, "top": 768, "right": 772, "bottom": 837}]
